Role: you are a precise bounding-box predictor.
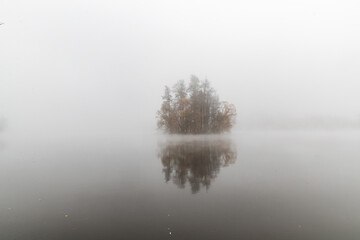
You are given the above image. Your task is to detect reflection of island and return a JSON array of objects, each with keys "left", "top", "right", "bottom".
[{"left": 158, "top": 139, "right": 237, "bottom": 193}]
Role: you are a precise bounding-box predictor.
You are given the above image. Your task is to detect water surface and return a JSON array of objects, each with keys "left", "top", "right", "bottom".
[{"left": 0, "top": 131, "right": 359, "bottom": 239}]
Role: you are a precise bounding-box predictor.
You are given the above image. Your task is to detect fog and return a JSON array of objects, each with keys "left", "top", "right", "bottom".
[
  {"left": 2, "top": 2, "right": 360, "bottom": 239},
  {"left": 1, "top": 0, "right": 360, "bottom": 139}
]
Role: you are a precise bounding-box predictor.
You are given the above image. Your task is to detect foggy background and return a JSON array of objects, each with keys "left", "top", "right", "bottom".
[{"left": 1, "top": 0, "right": 360, "bottom": 139}]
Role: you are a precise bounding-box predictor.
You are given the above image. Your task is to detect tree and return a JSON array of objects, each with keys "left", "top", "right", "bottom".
[
  {"left": 157, "top": 86, "right": 175, "bottom": 132},
  {"left": 157, "top": 76, "right": 236, "bottom": 134}
]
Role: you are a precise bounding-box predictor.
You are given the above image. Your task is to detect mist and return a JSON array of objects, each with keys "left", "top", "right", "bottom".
[
  {"left": 1, "top": 1, "right": 360, "bottom": 239},
  {"left": 1, "top": 0, "right": 360, "bottom": 139}
]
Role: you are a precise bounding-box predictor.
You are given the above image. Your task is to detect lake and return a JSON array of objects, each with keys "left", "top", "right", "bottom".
[{"left": 0, "top": 130, "right": 359, "bottom": 239}]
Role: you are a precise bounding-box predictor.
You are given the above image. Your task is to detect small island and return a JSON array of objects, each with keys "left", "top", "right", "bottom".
[{"left": 157, "top": 75, "right": 236, "bottom": 134}]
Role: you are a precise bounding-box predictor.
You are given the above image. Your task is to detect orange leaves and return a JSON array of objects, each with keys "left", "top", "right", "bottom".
[{"left": 157, "top": 77, "right": 236, "bottom": 134}]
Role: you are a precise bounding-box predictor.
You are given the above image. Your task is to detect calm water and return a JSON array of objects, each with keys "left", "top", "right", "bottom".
[{"left": 0, "top": 131, "right": 360, "bottom": 239}]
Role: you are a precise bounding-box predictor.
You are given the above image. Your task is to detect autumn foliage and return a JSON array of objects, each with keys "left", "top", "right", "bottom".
[{"left": 157, "top": 76, "right": 236, "bottom": 134}]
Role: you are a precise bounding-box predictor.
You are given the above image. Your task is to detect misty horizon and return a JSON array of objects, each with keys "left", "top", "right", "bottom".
[
  {"left": 1, "top": 1, "right": 360, "bottom": 239},
  {"left": 2, "top": 0, "right": 360, "bottom": 137}
]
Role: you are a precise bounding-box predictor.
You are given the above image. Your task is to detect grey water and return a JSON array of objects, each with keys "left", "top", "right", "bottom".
[{"left": 0, "top": 131, "right": 360, "bottom": 239}]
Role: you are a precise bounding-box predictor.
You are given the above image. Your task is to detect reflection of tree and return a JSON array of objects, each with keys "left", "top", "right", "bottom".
[{"left": 159, "top": 140, "right": 236, "bottom": 193}]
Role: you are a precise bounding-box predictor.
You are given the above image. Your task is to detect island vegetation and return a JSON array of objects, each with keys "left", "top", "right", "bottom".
[{"left": 157, "top": 76, "right": 236, "bottom": 134}]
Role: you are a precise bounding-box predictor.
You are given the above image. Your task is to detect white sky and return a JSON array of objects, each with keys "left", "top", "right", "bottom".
[{"left": 1, "top": 0, "right": 360, "bottom": 136}]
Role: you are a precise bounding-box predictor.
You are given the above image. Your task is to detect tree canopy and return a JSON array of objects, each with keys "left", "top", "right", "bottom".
[{"left": 157, "top": 76, "right": 236, "bottom": 134}]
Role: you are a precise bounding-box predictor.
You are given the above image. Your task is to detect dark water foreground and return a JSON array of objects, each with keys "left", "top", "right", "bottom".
[{"left": 0, "top": 131, "right": 360, "bottom": 239}]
